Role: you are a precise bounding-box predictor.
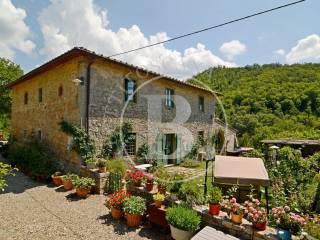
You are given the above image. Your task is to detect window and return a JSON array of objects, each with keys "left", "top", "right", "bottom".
[
  {"left": 24, "top": 92, "right": 28, "bottom": 105},
  {"left": 199, "top": 96, "right": 204, "bottom": 112},
  {"left": 165, "top": 88, "right": 174, "bottom": 108},
  {"left": 198, "top": 131, "right": 204, "bottom": 145},
  {"left": 124, "top": 78, "right": 136, "bottom": 102},
  {"left": 37, "top": 129, "right": 43, "bottom": 141},
  {"left": 124, "top": 133, "right": 136, "bottom": 155},
  {"left": 58, "top": 85, "right": 63, "bottom": 97},
  {"left": 38, "top": 88, "right": 43, "bottom": 102}
]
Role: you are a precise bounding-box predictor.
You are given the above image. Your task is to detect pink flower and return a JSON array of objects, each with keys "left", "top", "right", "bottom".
[{"left": 276, "top": 219, "right": 280, "bottom": 225}]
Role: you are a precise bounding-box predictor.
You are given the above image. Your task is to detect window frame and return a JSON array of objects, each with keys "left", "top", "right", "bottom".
[
  {"left": 24, "top": 92, "right": 28, "bottom": 105},
  {"left": 124, "top": 78, "right": 137, "bottom": 103},
  {"left": 124, "top": 133, "right": 136, "bottom": 156},
  {"left": 38, "top": 88, "right": 43, "bottom": 103},
  {"left": 198, "top": 96, "right": 204, "bottom": 112},
  {"left": 165, "top": 88, "right": 175, "bottom": 109}
]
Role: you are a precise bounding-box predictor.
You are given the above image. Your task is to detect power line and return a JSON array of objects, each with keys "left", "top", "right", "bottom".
[{"left": 108, "top": 0, "right": 305, "bottom": 58}]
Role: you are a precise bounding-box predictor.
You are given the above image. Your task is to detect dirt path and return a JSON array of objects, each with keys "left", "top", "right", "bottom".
[{"left": 0, "top": 156, "right": 168, "bottom": 240}]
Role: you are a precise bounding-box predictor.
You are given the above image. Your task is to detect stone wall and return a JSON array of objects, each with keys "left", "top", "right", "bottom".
[{"left": 10, "top": 56, "right": 87, "bottom": 171}]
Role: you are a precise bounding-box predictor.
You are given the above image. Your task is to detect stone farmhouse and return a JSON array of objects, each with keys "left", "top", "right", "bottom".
[{"left": 8, "top": 47, "right": 236, "bottom": 171}]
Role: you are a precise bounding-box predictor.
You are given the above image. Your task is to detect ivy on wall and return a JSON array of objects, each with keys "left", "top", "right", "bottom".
[{"left": 59, "top": 121, "right": 96, "bottom": 160}]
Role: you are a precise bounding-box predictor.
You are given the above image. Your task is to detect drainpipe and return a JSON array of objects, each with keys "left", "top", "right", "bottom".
[{"left": 85, "top": 61, "right": 95, "bottom": 135}]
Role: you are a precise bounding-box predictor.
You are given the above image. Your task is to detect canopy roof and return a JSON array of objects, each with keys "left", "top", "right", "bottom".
[{"left": 214, "top": 155, "right": 270, "bottom": 186}]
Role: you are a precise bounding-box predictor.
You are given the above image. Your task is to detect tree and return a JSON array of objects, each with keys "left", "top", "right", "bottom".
[{"left": 0, "top": 58, "right": 23, "bottom": 138}]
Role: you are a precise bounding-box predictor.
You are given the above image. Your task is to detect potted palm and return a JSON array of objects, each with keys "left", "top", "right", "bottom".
[
  {"left": 166, "top": 205, "right": 201, "bottom": 240},
  {"left": 244, "top": 198, "right": 268, "bottom": 231},
  {"left": 96, "top": 159, "right": 107, "bottom": 173},
  {"left": 85, "top": 158, "right": 96, "bottom": 169},
  {"left": 73, "top": 177, "right": 95, "bottom": 198},
  {"left": 61, "top": 173, "right": 78, "bottom": 190},
  {"left": 153, "top": 193, "right": 165, "bottom": 208},
  {"left": 123, "top": 196, "right": 146, "bottom": 227},
  {"left": 106, "top": 190, "right": 131, "bottom": 219},
  {"left": 271, "top": 206, "right": 306, "bottom": 240},
  {"left": 52, "top": 171, "right": 63, "bottom": 186},
  {"left": 207, "top": 186, "right": 223, "bottom": 215}
]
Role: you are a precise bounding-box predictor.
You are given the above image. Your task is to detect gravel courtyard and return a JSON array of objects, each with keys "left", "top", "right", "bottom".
[{"left": 0, "top": 161, "right": 168, "bottom": 240}]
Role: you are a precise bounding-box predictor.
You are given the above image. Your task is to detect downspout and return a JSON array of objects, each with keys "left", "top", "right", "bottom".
[{"left": 85, "top": 60, "right": 95, "bottom": 135}]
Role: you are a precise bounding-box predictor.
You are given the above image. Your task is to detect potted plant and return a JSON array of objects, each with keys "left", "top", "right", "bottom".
[
  {"left": 207, "top": 186, "right": 223, "bottom": 215},
  {"left": 153, "top": 193, "right": 165, "bottom": 208},
  {"left": 52, "top": 171, "right": 63, "bottom": 186},
  {"left": 106, "top": 190, "right": 131, "bottom": 219},
  {"left": 127, "top": 169, "right": 145, "bottom": 187},
  {"left": 155, "top": 166, "right": 170, "bottom": 194},
  {"left": 244, "top": 198, "right": 268, "bottom": 231},
  {"left": 166, "top": 205, "right": 201, "bottom": 240},
  {"left": 96, "top": 159, "right": 107, "bottom": 173},
  {"left": 144, "top": 173, "right": 154, "bottom": 192},
  {"left": 271, "top": 206, "right": 306, "bottom": 240},
  {"left": 73, "top": 177, "right": 95, "bottom": 198},
  {"left": 61, "top": 173, "right": 78, "bottom": 190},
  {"left": 123, "top": 196, "right": 146, "bottom": 227},
  {"left": 85, "top": 158, "right": 96, "bottom": 169},
  {"left": 225, "top": 198, "right": 244, "bottom": 224}
]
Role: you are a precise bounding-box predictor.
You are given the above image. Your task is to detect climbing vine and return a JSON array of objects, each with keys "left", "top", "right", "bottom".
[{"left": 59, "top": 121, "right": 96, "bottom": 160}]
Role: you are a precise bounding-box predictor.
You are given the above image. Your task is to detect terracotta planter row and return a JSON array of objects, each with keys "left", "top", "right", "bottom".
[{"left": 52, "top": 176, "right": 91, "bottom": 198}]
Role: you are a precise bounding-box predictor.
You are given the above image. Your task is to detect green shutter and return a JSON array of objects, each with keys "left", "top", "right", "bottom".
[
  {"left": 176, "top": 134, "right": 182, "bottom": 164},
  {"left": 124, "top": 79, "right": 128, "bottom": 101}
]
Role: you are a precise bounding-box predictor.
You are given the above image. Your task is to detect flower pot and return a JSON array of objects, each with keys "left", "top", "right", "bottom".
[
  {"left": 158, "top": 184, "right": 166, "bottom": 194},
  {"left": 111, "top": 208, "right": 123, "bottom": 220},
  {"left": 154, "top": 200, "right": 162, "bottom": 208},
  {"left": 277, "top": 229, "right": 292, "bottom": 240},
  {"left": 99, "top": 166, "right": 107, "bottom": 173},
  {"left": 86, "top": 163, "right": 96, "bottom": 169},
  {"left": 76, "top": 187, "right": 90, "bottom": 198},
  {"left": 209, "top": 203, "right": 220, "bottom": 215},
  {"left": 253, "top": 221, "right": 267, "bottom": 231},
  {"left": 126, "top": 213, "right": 142, "bottom": 227},
  {"left": 52, "top": 175, "right": 62, "bottom": 186},
  {"left": 62, "top": 179, "right": 73, "bottom": 190},
  {"left": 145, "top": 181, "right": 154, "bottom": 192},
  {"left": 170, "top": 225, "right": 193, "bottom": 240},
  {"left": 231, "top": 213, "right": 243, "bottom": 224}
]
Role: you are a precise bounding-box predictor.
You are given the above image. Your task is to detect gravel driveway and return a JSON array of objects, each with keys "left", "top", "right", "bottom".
[{"left": 0, "top": 158, "right": 168, "bottom": 240}]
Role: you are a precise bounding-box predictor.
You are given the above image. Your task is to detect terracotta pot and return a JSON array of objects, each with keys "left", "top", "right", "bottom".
[
  {"left": 62, "top": 179, "right": 73, "bottom": 190},
  {"left": 111, "top": 208, "right": 123, "bottom": 220},
  {"left": 154, "top": 200, "right": 162, "bottom": 208},
  {"left": 99, "top": 166, "right": 107, "bottom": 173},
  {"left": 209, "top": 203, "right": 220, "bottom": 215},
  {"left": 170, "top": 225, "right": 193, "bottom": 240},
  {"left": 231, "top": 213, "right": 243, "bottom": 224},
  {"left": 253, "top": 221, "right": 267, "bottom": 231},
  {"left": 52, "top": 175, "right": 62, "bottom": 186},
  {"left": 145, "top": 181, "right": 154, "bottom": 192},
  {"left": 158, "top": 184, "right": 166, "bottom": 194},
  {"left": 76, "top": 187, "right": 90, "bottom": 198},
  {"left": 126, "top": 213, "right": 142, "bottom": 227}
]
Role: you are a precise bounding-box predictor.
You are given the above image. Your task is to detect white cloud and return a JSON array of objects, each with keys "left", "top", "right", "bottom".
[
  {"left": 286, "top": 34, "right": 320, "bottom": 63},
  {"left": 0, "top": 0, "right": 35, "bottom": 59},
  {"left": 38, "top": 0, "right": 235, "bottom": 79},
  {"left": 274, "top": 49, "right": 285, "bottom": 56},
  {"left": 219, "top": 40, "right": 246, "bottom": 60}
]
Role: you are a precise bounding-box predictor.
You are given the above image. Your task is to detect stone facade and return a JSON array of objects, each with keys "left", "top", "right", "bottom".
[{"left": 9, "top": 48, "right": 237, "bottom": 169}]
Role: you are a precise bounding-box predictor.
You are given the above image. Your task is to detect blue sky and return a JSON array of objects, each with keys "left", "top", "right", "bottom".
[{"left": 2, "top": 0, "right": 320, "bottom": 79}]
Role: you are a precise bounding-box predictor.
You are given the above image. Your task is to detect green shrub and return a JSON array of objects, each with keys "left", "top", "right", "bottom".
[
  {"left": 207, "top": 186, "right": 223, "bottom": 204},
  {"left": 180, "top": 159, "right": 200, "bottom": 168},
  {"left": 166, "top": 205, "right": 201, "bottom": 232},
  {"left": 177, "top": 179, "right": 206, "bottom": 205},
  {"left": 123, "top": 196, "right": 146, "bottom": 215},
  {"left": 7, "top": 140, "right": 60, "bottom": 179},
  {"left": 72, "top": 177, "right": 95, "bottom": 189},
  {"left": 62, "top": 173, "right": 78, "bottom": 182},
  {"left": 0, "top": 162, "right": 14, "bottom": 191},
  {"left": 168, "top": 174, "right": 185, "bottom": 193},
  {"left": 106, "top": 157, "right": 127, "bottom": 177},
  {"left": 136, "top": 143, "right": 149, "bottom": 164}
]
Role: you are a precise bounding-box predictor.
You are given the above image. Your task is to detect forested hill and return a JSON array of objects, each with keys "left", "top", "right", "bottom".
[{"left": 190, "top": 63, "right": 320, "bottom": 147}]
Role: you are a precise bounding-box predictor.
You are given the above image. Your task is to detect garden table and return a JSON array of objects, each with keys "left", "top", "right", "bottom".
[
  {"left": 191, "top": 226, "right": 239, "bottom": 240},
  {"left": 134, "top": 164, "right": 152, "bottom": 172}
]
